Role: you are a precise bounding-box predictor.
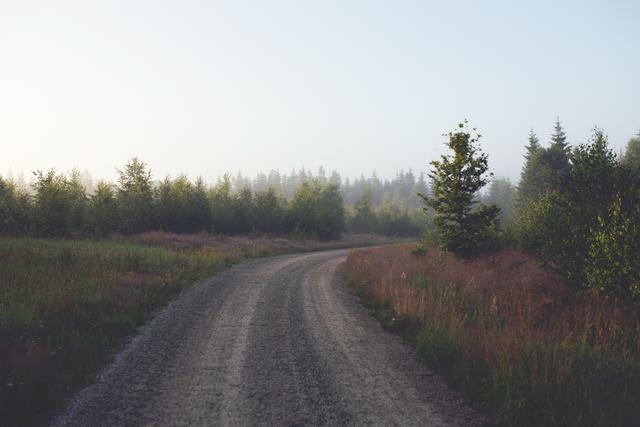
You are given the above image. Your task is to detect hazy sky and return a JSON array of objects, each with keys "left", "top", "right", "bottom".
[{"left": 1, "top": 0, "right": 639, "bottom": 183}]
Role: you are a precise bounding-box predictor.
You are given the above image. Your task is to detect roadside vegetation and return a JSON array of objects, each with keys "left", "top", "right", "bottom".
[
  {"left": 346, "top": 245, "right": 640, "bottom": 426},
  {"left": 0, "top": 232, "right": 388, "bottom": 426},
  {"left": 346, "top": 121, "right": 640, "bottom": 426},
  {"left": 0, "top": 154, "right": 415, "bottom": 426},
  {"left": 3, "top": 119, "right": 639, "bottom": 425}
]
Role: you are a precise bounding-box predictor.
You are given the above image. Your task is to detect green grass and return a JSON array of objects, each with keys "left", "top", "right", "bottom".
[{"left": 0, "top": 238, "right": 250, "bottom": 426}]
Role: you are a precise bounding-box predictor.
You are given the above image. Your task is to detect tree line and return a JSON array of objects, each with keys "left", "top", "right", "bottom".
[
  {"left": 1, "top": 160, "right": 433, "bottom": 240},
  {"left": 423, "top": 119, "right": 640, "bottom": 300},
  {"left": 0, "top": 159, "right": 346, "bottom": 240}
]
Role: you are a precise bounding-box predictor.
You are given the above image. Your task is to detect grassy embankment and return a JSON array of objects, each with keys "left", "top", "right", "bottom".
[
  {"left": 345, "top": 244, "right": 640, "bottom": 426},
  {"left": 0, "top": 232, "right": 387, "bottom": 426}
]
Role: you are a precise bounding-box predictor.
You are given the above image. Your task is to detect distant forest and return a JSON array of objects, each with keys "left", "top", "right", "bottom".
[
  {"left": 0, "top": 162, "right": 434, "bottom": 240},
  {"left": 2, "top": 120, "right": 639, "bottom": 245}
]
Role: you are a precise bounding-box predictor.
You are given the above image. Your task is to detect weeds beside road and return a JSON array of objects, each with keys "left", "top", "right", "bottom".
[
  {"left": 0, "top": 232, "right": 389, "bottom": 426},
  {"left": 345, "top": 244, "right": 640, "bottom": 426}
]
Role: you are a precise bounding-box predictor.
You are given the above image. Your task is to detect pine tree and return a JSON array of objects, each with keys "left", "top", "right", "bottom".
[
  {"left": 524, "top": 128, "right": 541, "bottom": 160},
  {"left": 351, "top": 187, "right": 377, "bottom": 232},
  {"left": 550, "top": 117, "right": 570, "bottom": 153},
  {"left": 419, "top": 121, "right": 499, "bottom": 257},
  {"left": 518, "top": 129, "right": 544, "bottom": 206}
]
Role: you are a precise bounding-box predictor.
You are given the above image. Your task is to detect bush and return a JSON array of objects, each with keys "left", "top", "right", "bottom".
[{"left": 586, "top": 195, "right": 640, "bottom": 299}]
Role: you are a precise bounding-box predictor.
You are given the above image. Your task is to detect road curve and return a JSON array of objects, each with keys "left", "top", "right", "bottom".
[{"left": 55, "top": 250, "right": 484, "bottom": 426}]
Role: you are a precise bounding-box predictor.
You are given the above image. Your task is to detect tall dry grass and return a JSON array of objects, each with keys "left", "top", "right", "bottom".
[
  {"left": 0, "top": 232, "right": 392, "bottom": 426},
  {"left": 0, "top": 238, "right": 244, "bottom": 426},
  {"left": 345, "top": 244, "right": 640, "bottom": 426}
]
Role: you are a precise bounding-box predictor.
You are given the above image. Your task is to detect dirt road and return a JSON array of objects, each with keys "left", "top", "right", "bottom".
[{"left": 55, "top": 250, "right": 483, "bottom": 426}]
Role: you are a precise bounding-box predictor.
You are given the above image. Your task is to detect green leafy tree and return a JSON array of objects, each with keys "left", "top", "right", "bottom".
[
  {"left": 191, "top": 177, "right": 212, "bottom": 232},
  {"left": 253, "top": 188, "right": 284, "bottom": 233},
  {"left": 349, "top": 187, "right": 377, "bottom": 232},
  {"left": 316, "top": 182, "right": 345, "bottom": 240},
  {"left": 514, "top": 191, "right": 574, "bottom": 273},
  {"left": 516, "top": 128, "right": 619, "bottom": 286},
  {"left": 232, "top": 187, "right": 254, "bottom": 234},
  {"left": 67, "top": 169, "right": 88, "bottom": 233},
  {"left": 285, "top": 180, "right": 344, "bottom": 240},
  {"left": 154, "top": 175, "right": 211, "bottom": 233},
  {"left": 419, "top": 121, "right": 500, "bottom": 257},
  {"left": 376, "top": 196, "right": 424, "bottom": 236},
  {"left": 86, "top": 181, "right": 119, "bottom": 237},
  {"left": 209, "top": 174, "right": 235, "bottom": 233},
  {"left": 31, "top": 169, "right": 85, "bottom": 237},
  {"left": 0, "top": 177, "right": 31, "bottom": 236},
  {"left": 621, "top": 130, "right": 640, "bottom": 172},
  {"left": 116, "top": 158, "right": 154, "bottom": 233},
  {"left": 561, "top": 128, "right": 618, "bottom": 283},
  {"left": 586, "top": 194, "right": 640, "bottom": 299}
]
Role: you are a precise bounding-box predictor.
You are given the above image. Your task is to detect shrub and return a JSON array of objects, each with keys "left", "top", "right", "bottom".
[{"left": 586, "top": 195, "right": 640, "bottom": 298}]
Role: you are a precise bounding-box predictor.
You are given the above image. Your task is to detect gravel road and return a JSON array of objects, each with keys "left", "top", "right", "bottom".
[{"left": 55, "top": 250, "right": 484, "bottom": 426}]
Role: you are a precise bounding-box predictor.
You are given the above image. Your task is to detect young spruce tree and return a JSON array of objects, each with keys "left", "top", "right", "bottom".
[
  {"left": 517, "top": 129, "right": 544, "bottom": 206},
  {"left": 419, "top": 121, "right": 499, "bottom": 257}
]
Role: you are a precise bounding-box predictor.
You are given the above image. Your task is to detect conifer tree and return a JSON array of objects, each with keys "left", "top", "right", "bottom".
[
  {"left": 524, "top": 128, "right": 541, "bottom": 160},
  {"left": 518, "top": 129, "right": 544, "bottom": 205},
  {"left": 550, "top": 117, "right": 570, "bottom": 153},
  {"left": 419, "top": 121, "right": 499, "bottom": 257}
]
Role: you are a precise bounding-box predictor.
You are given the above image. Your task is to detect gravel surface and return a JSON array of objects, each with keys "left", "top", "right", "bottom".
[{"left": 54, "top": 250, "right": 485, "bottom": 426}]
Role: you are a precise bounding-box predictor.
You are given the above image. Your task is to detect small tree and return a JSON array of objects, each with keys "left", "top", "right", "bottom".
[
  {"left": 209, "top": 174, "right": 235, "bottom": 234},
  {"left": 419, "top": 121, "right": 499, "bottom": 257},
  {"left": 317, "top": 182, "right": 345, "bottom": 240},
  {"left": 86, "top": 181, "right": 119, "bottom": 237},
  {"left": 517, "top": 129, "right": 544, "bottom": 206},
  {"left": 485, "top": 177, "right": 516, "bottom": 226},
  {"left": 586, "top": 195, "right": 640, "bottom": 299},
  {"left": 31, "top": 169, "right": 80, "bottom": 237},
  {"left": 253, "top": 187, "right": 284, "bottom": 233},
  {"left": 0, "top": 177, "right": 31, "bottom": 236},
  {"left": 622, "top": 130, "right": 640, "bottom": 172},
  {"left": 116, "top": 158, "right": 154, "bottom": 233},
  {"left": 350, "top": 187, "right": 377, "bottom": 232}
]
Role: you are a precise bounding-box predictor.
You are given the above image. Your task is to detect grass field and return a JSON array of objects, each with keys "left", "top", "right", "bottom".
[
  {"left": 0, "top": 232, "right": 389, "bottom": 426},
  {"left": 0, "top": 237, "right": 248, "bottom": 425},
  {"left": 345, "top": 244, "right": 640, "bottom": 426}
]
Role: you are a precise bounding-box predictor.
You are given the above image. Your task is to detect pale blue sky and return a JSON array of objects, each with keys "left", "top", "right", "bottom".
[{"left": 1, "top": 0, "right": 639, "bottom": 183}]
